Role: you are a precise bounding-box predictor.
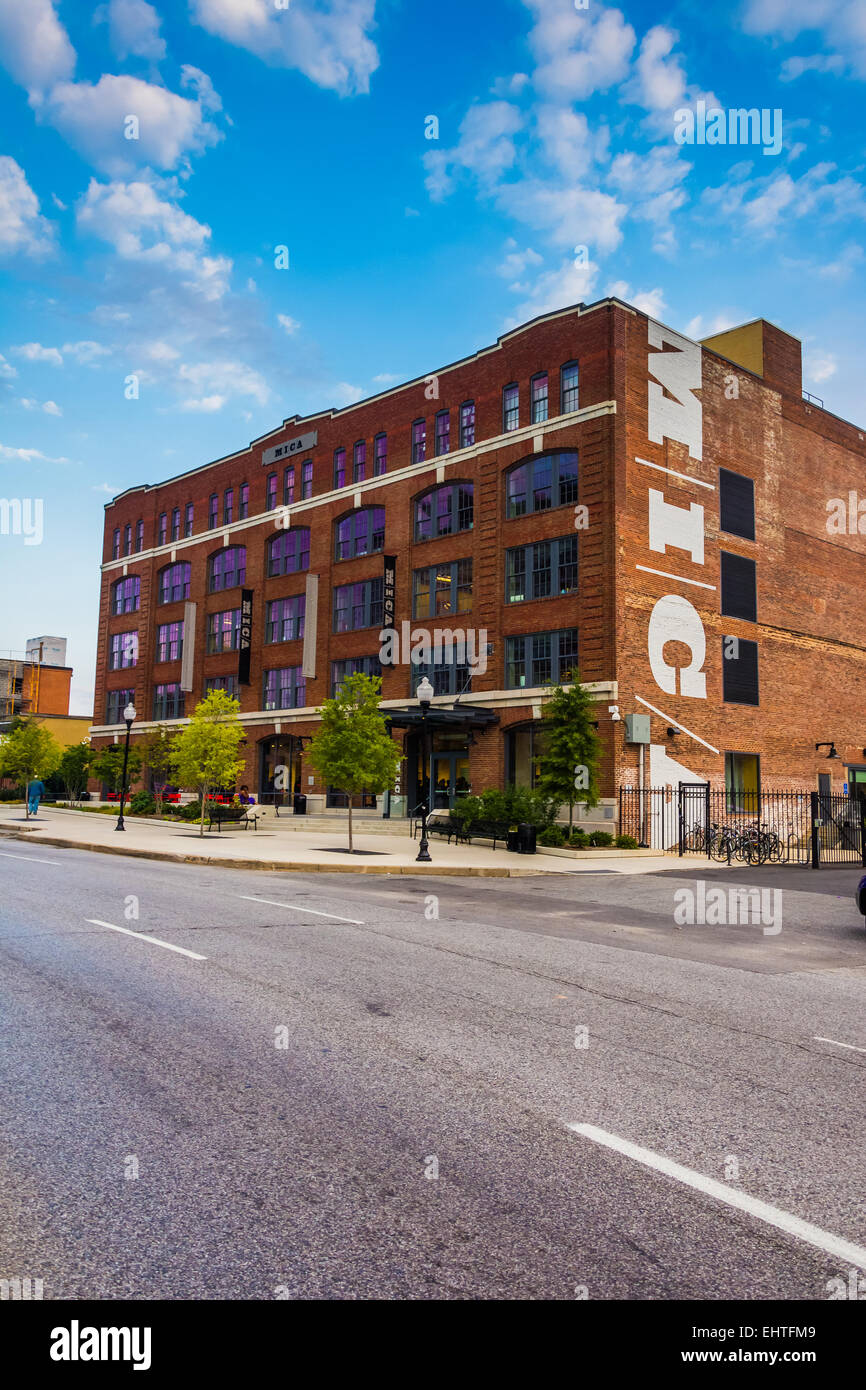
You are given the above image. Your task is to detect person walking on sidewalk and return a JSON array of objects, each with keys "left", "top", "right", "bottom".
[{"left": 27, "top": 778, "right": 45, "bottom": 816}]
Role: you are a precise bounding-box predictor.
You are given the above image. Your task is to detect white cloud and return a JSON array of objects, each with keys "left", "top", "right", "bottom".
[
  {"left": 141, "top": 340, "right": 181, "bottom": 362},
  {"left": 505, "top": 256, "right": 599, "bottom": 326},
  {"left": 808, "top": 353, "right": 837, "bottom": 383},
  {"left": 743, "top": 0, "right": 866, "bottom": 80},
  {"left": 180, "top": 394, "right": 225, "bottom": 412},
  {"left": 685, "top": 311, "right": 741, "bottom": 339},
  {"left": 332, "top": 381, "right": 364, "bottom": 406},
  {"left": 525, "top": 0, "right": 635, "bottom": 100},
  {"left": 623, "top": 26, "right": 686, "bottom": 112},
  {"left": 0, "top": 0, "right": 75, "bottom": 96},
  {"left": 11, "top": 342, "right": 63, "bottom": 365},
  {"left": 42, "top": 74, "right": 222, "bottom": 176},
  {"left": 780, "top": 54, "right": 846, "bottom": 81},
  {"left": 92, "top": 482, "right": 119, "bottom": 493},
  {"left": 77, "top": 179, "right": 233, "bottom": 300},
  {"left": 0, "top": 354, "right": 17, "bottom": 378},
  {"left": 19, "top": 397, "right": 62, "bottom": 414},
  {"left": 496, "top": 239, "right": 544, "bottom": 287},
  {"left": 0, "top": 157, "right": 56, "bottom": 258},
  {"left": 497, "top": 178, "right": 627, "bottom": 253},
  {"left": 106, "top": 0, "right": 166, "bottom": 62},
  {"left": 180, "top": 64, "right": 223, "bottom": 114},
  {"left": 606, "top": 280, "right": 666, "bottom": 317},
  {"left": 190, "top": 0, "right": 379, "bottom": 96},
  {"left": 702, "top": 162, "right": 866, "bottom": 233},
  {"left": 277, "top": 314, "right": 300, "bottom": 334},
  {"left": 0, "top": 440, "right": 70, "bottom": 463},
  {"left": 424, "top": 102, "right": 523, "bottom": 201},
  {"left": 818, "top": 243, "right": 864, "bottom": 278},
  {"left": 62, "top": 340, "right": 110, "bottom": 364},
  {"left": 372, "top": 372, "right": 400, "bottom": 385},
  {"left": 177, "top": 359, "right": 269, "bottom": 405},
  {"left": 43, "top": 399, "right": 62, "bottom": 415}
]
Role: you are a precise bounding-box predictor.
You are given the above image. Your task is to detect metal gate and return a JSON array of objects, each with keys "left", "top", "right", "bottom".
[{"left": 618, "top": 785, "right": 866, "bottom": 868}]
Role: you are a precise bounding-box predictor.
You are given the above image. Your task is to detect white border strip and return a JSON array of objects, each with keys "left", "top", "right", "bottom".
[
  {"left": 567, "top": 1123, "right": 866, "bottom": 1270},
  {"left": 634, "top": 695, "right": 720, "bottom": 754},
  {"left": 636, "top": 565, "right": 716, "bottom": 590},
  {"left": 85, "top": 918, "right": 207, "bottom": 960},
  {"left": 239, "top": 895, "right": 364, "bottom": 925},
  {"left": 636, "top": 457, "right": 715, "bottom": 490}
]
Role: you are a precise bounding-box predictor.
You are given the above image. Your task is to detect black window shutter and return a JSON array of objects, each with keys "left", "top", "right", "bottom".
[
  {"left": 719, "top": 469, "right": 755, "bottom": 540},
  {"left": 722, "top": 636, "right": 759, "bottom": 705},
  {"left": 721, "top": 551, "right": 757, "bottom": 622}
]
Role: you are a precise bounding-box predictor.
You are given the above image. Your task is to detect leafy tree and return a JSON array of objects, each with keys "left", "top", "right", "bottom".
[
  {"left": 139, "top": 728, "right": 176, "bottom": 813},
  {"left": 57, "top": 741, "right": 92, "bottom": 804},
  {"left": 91, "top": 742, "right": 143, "bottom": 796},
  {"left": 535, "top": 677, "right": 601, "bottom": 832},
  {"left": 306, "top": 672, "right": 401, "bottom": 851},
  {"left": 169, "top": 690, "right": 246, "bottom": 837},
  {"left": 0, "top": 720, "right": 62, "bottom": 818}
]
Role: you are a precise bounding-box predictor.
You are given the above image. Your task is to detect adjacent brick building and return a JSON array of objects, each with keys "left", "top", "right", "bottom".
[{"left": 90, "top": 297, "right": 866, "bottom": 821}]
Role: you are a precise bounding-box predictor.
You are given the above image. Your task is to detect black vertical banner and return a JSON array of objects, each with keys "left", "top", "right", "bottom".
[
  {"left": 383, "top": 555, "right": 397, "bottom": 630},
  {"left": 238, "top": 588, "right": 253, "bottom": 685}
]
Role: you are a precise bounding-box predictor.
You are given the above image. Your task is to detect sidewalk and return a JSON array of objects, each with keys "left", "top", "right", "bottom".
[{"left": 0, "top": 805, "right": 671, "bottom": 876}]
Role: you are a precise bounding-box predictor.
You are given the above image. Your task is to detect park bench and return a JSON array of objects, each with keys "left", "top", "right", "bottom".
[{"left": 206, "top": 804, "right": 261, "bottom": 832}]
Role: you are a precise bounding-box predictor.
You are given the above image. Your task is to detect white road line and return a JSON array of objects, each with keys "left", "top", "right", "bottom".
[
  {"left": 813, "top": 1036, "right": 866, "bottom": 1055},
  {"left": 85, "top": 918, "right": 207, "bottom": 961},
  {"left": 0, "top": 851, "right": 62, "bottom": 866},
  {"left": 567, "top": 1123, "right": 866, "bottom": 1271},
  {"left": 238, "top": 894, "right": 364, "bottom": 925}
]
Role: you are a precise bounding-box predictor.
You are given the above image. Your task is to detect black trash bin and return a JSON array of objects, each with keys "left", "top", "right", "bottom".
[
  {"left": 517, "top": 822, "right": 537, "bottom": 854},
  {"left": 293, "top": 793, "right": 307, "bottom": 816},
  {"left": 506, "top": 826, "right": 520, "bottom": 853}
]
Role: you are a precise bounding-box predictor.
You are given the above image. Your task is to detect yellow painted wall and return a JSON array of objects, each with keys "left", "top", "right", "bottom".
[
  {"left": 701, "top": 321, "right": 765, "bottom": 378},
  {"left": 32, "top": 714, "right": 92, "bottom": 749}
]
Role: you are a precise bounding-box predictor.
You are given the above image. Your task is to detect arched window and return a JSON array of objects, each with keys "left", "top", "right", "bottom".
[
  {"left": 413, "top": 482, "right": 473, "bottom": 542},
  {"left": 157, "top": 561, "right": 191, "bottom": 605},
  {"left": 334, "top": 507, "right": 385, "bottom": 560},
  {"left": 111, "top": 575, "right": 140, "bottom": 615},
  {"left": 267, "top": 527, "right": 310, "bottom": 577},
  {"left": 208, "top": 545, "right": 246, "bottom": 593},
  {"left": 504, "top": 451, "right": 578, "bottom": 518}
]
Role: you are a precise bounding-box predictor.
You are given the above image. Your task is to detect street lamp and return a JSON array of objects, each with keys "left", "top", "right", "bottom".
[
  {"left": 115, "top": 702, "right": 137, "bottom": 832},
  {"left": 415, "top": 676, "right": 434, "bottom": 863}
]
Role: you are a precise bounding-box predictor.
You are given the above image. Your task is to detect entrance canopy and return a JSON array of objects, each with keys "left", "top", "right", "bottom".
[{"left": 384, "top": 703, "right": 499, "bottom": 732}]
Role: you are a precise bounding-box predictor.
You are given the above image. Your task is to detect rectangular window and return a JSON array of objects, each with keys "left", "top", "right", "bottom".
[
  {"left": 266, "top": 473, "right": 277, "bottom": 511},
  {"left": 156, "top": 620, "right": 183, "bottom": 663},
  {"left": 205, "top": 674, "right": 239, "bottom": 699},
  {"left": 171, "top": 507, "right": 180, "bottom": 541},
  {"left": 722, "top": 636, "right": 759, "bottom": 705},
  {"left": 531, "top": 372, "right": 549, "bottom": 424},
  {"left": 239, "top": 483, "right": 249, "bottom": 520},
  {"left": 112, "top": 576, "right": 140, "bottom": 615},
  {"left": 434, "top": 411, "right": 450, "bottom": 457},
  {"left": 112, "top": 528, "right": 121, "bottom": 560},
  {"left": 109, "top": 631, "right": 138, "bottom": 670},
  {"left": 209, "top": 493, "right": 218, "bottom": 529},
  {"left": 334, "top": 448, "right": 346, "bottom": 489},
  {"left": 503, "top": 383, "right": 519, "bottom": 432},
  {"left": 412, "top": 647, "right": 474, "bottom": 697},
  {"left": 412, "top": 419, "right": 426, "bottom": 464},
  {"left": 725, "top": 751, "right": 760, "bottom": 814},
  {"left": 561, "top": 361, "right": 579, "bottom": 413},
  {"left": 459, "top": 401, "right": 475, "bottom": 448},
  {"left": 158, "top": 513, "right": 167, "bottom": 546},
  {"left": 223, "top": 489, "right": 234, "bottom": 526},
  {"left": 135, "top": 520, "right": 144, "bottom": 552},
  {"left": 302, "top": 460, "right": 313, "bottom": 499},
  {"left": 206, "top": 609, "right": 241, "bottom": 654},
  {"left": 720, "top": 468, "right": 756, "bottom": 541},
  {"left": 721, "top": 552, "right": 757, "bottom": 622},
  {"left": 333, "top": 577, "right": 384, "bottom": 633},
  {"left": 184, "top": 503, "right": 194, "bottom": 538},
  {"left": 124, "top": 523, "right": 133, "bottom": 555},
  {"left": 263, "top": 666, "right": 306, "bottom": 711},
  {"left": 283, "top": 465, "right": 295, "bottom": 506},
  {"left": 331, "top": 656, "right": 382, "bottom": 697},
  {"left": 374, "top": 433, "right": 387, "bottom": 476},
  {"left": 353, "top": 441, "right": 366, "bottom": 483},
  {"left": 153, "top": 683, "right": 184, "bottom": 720},
  {"left": 505, "top": 629, "right": 578, "bottom": 689},
  {"left": 106, "top": 688, "right": 135, "bottom": 724},
  {"left": 265, "top": 594, "right": 306, "bottom": 644},
  {"left": 412, "top": 559, "right": 473, "bottom": 618}
]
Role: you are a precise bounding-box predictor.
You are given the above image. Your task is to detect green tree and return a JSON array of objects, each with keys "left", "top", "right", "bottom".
[
  {"left": 535, "top": 677, "right": 601, "bottom": 832},
  {"left": 91, "top": 742, "right": 143, "bottom": 796},
  {"left": 306, "top": 672, "right": 401, "bottom": 851},
  {"left": 57, "top": 741, "right": 92, "bottom": 804},
  {"left": 169, "top": 690, "right": 247, "bottom": 837},
  {"left": 0, "top": 720, "right": 62, "bottom": 818},
  {"left": 139, "top": 728, "right": 176, "bottom": 814}
]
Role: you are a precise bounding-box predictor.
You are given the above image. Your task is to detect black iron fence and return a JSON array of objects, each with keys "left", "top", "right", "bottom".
[{"left": 619, "top": 784, "right": 866, "bottom": 868}]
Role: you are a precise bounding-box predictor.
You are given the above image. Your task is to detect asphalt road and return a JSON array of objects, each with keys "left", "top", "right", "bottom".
[{"left": 1, "top": 841, "right": 865, "bottom": 1300}]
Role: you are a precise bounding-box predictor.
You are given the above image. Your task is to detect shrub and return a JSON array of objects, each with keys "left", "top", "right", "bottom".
[
  {"left": 538, "top": 824, "right": 566, "bottom": 848},
  {"left": 129, "top": 791, "right": 157, "bottom": 817},
  {"left": 587, "top": 830, "right": 614, "bottom": 847},
  {"left": 178, "top": 800, "right": 203, "bottom": 821},
  {"left": 615, "top": 833, "right": 639, "bottom": 849},
  {"left": 569, "top": 829, "right": 589, "bottom": 848}
]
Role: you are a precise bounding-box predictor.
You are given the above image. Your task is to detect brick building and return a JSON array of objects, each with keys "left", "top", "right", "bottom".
[{"left": 90, "top": 297, "right": 866, "bottom": 822}]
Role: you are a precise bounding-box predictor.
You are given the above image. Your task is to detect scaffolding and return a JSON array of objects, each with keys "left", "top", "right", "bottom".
[{"left": 0, "top": 646, "right": 42, "bottom": 720}]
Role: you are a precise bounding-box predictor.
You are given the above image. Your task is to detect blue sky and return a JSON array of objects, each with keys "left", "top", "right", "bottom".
[{"left": 0, "top": 0, "right": 863, "bottom": 713}]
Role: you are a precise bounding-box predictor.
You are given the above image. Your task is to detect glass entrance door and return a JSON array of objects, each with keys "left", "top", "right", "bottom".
[
  {"left": 259, "top": 735, "right": 301, "bottom": 808},
  {"left": 431, "top": 752, "right": 471, "bottom": 808}
]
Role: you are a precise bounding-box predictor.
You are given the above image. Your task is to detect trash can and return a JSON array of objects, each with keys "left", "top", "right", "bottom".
[
  {"left": 506, "top": 826, "right": 520, "bottom": 852},
  {"left": 293, "top": 793, "right": 307, "bottom": 816},
  {"left": 517, "top": 822, "right": 537, "bottom": 854}
]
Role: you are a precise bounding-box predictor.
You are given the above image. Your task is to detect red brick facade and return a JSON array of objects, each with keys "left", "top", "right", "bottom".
[{"left": 91, "top": 298, "right": 866, "bottom": 817}]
